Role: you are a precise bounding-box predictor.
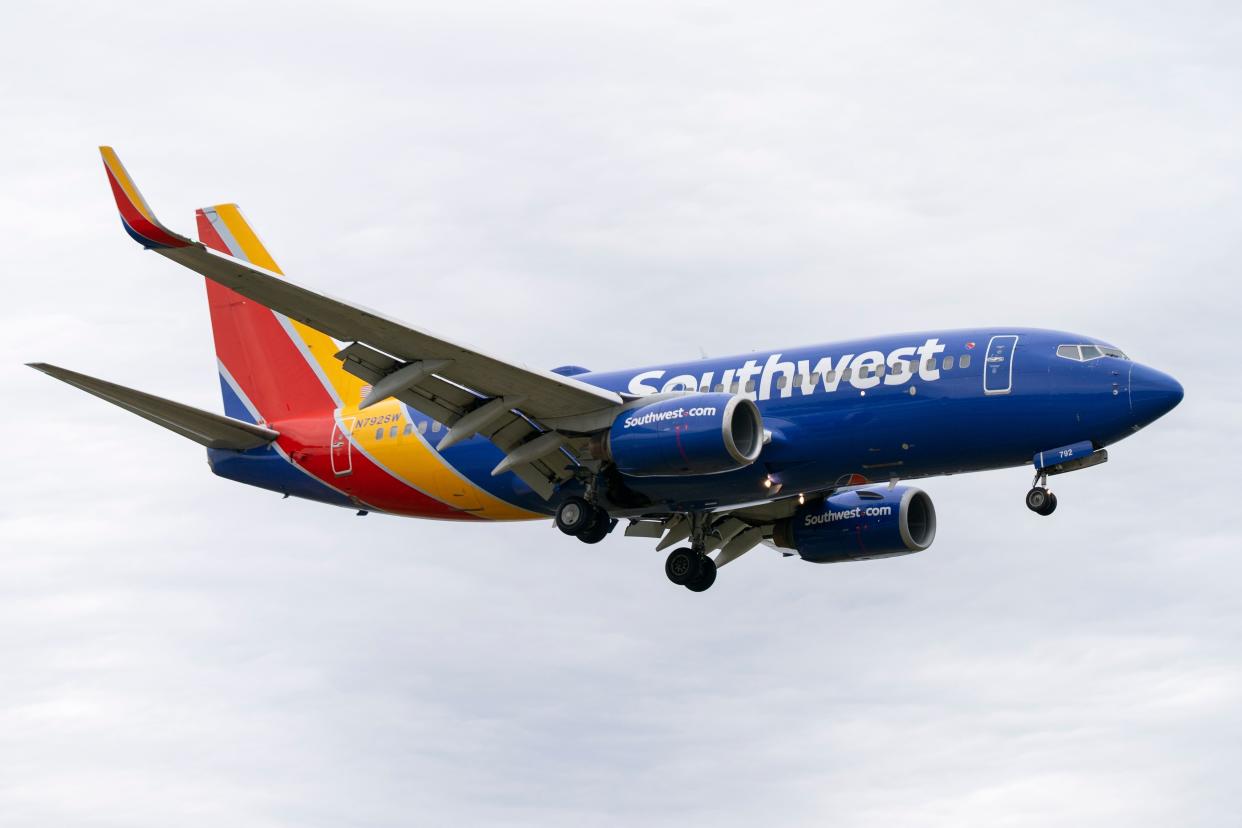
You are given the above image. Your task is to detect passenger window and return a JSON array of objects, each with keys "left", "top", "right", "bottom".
[
  {"left": 432, "top": 421, "right": 442, "bottom": 433},
  {"left": 375, "top": 427, "right": 384, "bottom": 440},
  {"left": 713, "top": 383, "right": 723, "bottom": 393},
  {"left": 875, "top": 364, "right": 886, "bottom": 377},
  {"left": 824, "top": 371, "right": 833, "bottom": 384},
  {"left": 389, "top": 425, "right": 399, "bottom": 438},
  {"left": 776, "top": 377, "right": 787, "bottom": 389},
  {"left": 418, "top": 421, "right": 428, "bottom": 434},
  {"left": 404, "top": 424, "right": 413, "bottom": 436},
  {"left": 960, "top": 354, "right": 972, "bottom": 369},
  {"left": 745, "top": 381, "right": 755, "bottom": 393},
  {"left": 842, "top": 369, "right": 852, "bottom": 381},
  {"left": 810, "top": 373, "right": 820, "bottom": 384}
]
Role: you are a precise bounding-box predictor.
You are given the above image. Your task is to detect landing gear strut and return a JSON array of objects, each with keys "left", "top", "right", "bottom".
[
  {"left": 1025, "top": 472, "right": 1058, "bottom": 516},
  {"left": 663, "top": 512, "right": 718, "bottom": 592}
]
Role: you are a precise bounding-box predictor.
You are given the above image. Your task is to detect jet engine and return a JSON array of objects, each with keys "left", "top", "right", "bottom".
[
  {"left": 594, "top": 392, "right": 764, "bottom": 476},
  {"left": 772, "top": 486, "right": 937, "bottom": 563}
]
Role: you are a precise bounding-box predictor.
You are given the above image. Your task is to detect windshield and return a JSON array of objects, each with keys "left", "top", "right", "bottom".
[{"left": 1056, "top": 344, "right": 1129, "bottom": 362}]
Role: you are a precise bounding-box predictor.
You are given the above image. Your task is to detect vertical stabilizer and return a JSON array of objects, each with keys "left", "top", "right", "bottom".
[{"left": 194, "top": 205, "right": 366, "bottom": 423}]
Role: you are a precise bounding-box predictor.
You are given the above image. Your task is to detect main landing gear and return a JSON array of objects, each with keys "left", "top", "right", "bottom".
[
  {"left": 555, "top": 496, "right": 615, "bottom": 544},
  {"left": 663, "top": 512, "right": 717, "bottom": 592},
  {"left": 1025, "top": 472, "right": 1058, "bottom": 516},
  {"left": 665, "top": 547, "right": 717, "bottom": 592}
]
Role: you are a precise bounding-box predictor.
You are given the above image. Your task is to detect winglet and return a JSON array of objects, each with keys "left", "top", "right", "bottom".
[{"left": 98, "top": 146, "right": 192, "bottom": 250}]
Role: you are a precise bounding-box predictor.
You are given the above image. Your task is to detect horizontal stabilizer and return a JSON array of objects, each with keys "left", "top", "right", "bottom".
[{"left": 28, "top": 363, "right": 279, "bottom": 450}]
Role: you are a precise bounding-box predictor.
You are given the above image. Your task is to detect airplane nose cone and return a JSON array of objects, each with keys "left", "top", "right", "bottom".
[{"left": 1129, "top": 363, "right": 1183, "bottom": 425}]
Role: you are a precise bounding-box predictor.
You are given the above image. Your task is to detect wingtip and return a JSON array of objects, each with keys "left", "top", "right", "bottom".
[{"left": 98, "top": 146, "right": 191, "bottom": 250}]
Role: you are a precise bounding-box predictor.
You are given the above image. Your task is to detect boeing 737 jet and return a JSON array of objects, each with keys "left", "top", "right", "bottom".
[{"left": 29, "top": 148, "right": 1185, "bottom": 593}]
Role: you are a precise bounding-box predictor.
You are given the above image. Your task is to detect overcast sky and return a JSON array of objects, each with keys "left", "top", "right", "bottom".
[{"left": 2, "top": 2, "right": 1240, "bottom": 825}]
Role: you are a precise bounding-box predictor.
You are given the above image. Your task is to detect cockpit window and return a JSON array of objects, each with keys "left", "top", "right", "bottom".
[
  {"left": 1057, "top": 343, "right": 1130, "bottom": 362},
  {"left": 1056, "top": 345, "right": 1081, "bottom": 360}
]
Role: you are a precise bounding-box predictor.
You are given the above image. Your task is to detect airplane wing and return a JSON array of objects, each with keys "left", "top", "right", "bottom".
[
  {"left": 622, "top": 483, "right": 879, "bottom": 569},
  {"left": 28, "top": 362, "right": 279, "bottom": 450},
  {"left": 100, "top": 147, "right": 625, "bottom": 497},
  {"left": 617, "top": 496, "right": 800, "bottom": 569}
]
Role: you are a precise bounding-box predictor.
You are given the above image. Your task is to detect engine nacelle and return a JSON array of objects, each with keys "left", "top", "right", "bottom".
[
  {"left": 597, "top": 393, "right": 764, "bottom": 476},
  {"left": 772, "top": 486, "right": 937, "bottom": 563}
]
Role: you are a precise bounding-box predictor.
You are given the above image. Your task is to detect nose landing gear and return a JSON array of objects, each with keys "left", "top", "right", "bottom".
[{"left": 1025, "top": 472, "right": 1058, "bottom": 516}]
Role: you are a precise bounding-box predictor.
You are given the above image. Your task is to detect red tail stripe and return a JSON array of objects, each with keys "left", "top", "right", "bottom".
[{"left": 196, "top": 211, "right": 336, "bottom": 418}]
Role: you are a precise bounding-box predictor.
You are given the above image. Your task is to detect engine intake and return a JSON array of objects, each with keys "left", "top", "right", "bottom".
[
  {"left": 773, "top": 485, "right": 936, "bottom": 563},
  {"left": 597, "top": 393, "right": 763, "bottom": 476}
]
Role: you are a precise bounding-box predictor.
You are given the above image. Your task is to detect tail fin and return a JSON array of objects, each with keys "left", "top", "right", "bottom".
[{"left": 194, "top": 204, "right": 367, "bottom": 422}]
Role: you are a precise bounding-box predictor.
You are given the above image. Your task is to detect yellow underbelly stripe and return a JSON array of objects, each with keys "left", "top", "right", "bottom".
[{"left": 347, "top": 399, "right": 543, "bottom": 520}]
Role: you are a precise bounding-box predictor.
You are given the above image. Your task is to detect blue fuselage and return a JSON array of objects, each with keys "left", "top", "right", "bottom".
[{"left": 477, "top": 327, "right": 1180, "bottom": 515}]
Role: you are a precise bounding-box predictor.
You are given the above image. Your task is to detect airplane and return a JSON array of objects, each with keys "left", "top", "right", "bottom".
[{"left": 28, "top": 147, "right": 1185, "bottom": 593}]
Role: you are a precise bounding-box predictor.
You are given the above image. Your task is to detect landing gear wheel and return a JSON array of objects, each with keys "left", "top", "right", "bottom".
[
  {"left": 685, "top": 556, "right": 717, "bottom": 592},
  {"left": 1038, "top": 492, "right": 1058, "bottom": 516},
  {"left": 555, "top": 496, "right": 594, "bottom": 536},
  {"left": 1025, "top": 487, "right": 1051, "bottom": 514},
  {"left": 577, "top": 511, "right": 614, "bottom": 544},
  {"left": 665, "top": 548, "right": 698, "bottom": 586}
]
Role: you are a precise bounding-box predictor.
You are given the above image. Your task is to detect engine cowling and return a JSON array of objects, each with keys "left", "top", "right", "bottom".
[
  {"left": 597, "top": 392, "right": 763, "bottom": 476},
  {"left": 772, "top": 486, "right": 937, "bottom": 563}
]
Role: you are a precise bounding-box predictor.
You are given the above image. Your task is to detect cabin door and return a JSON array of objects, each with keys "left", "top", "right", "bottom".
[
  {"left": 331, "top": 416, "right": 354, "bottom": 476},
  {"left": 983, "top": 335, "right": 1019, "bottom": 395}
]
